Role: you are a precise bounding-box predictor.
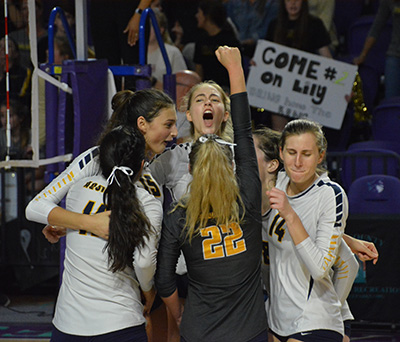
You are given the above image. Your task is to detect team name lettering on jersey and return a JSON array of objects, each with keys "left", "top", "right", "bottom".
[
  {"left": 83, "top": 181, "right": 106, "bottom": 193},
  {"left": 200, "top": 222, "right": 247, "bottom": 260}
]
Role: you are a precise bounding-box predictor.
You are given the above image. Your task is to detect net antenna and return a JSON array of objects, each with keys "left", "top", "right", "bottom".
[{"left": 0, "top": 0, "right": 73, "bottom": 169}]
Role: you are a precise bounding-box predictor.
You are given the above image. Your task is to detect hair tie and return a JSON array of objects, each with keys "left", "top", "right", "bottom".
[
  {"left": 107, "top": 166, "right": 134, "bottom": 187},
  {"left": 198, "top": 135, "right": 237, "bottom": 147}
]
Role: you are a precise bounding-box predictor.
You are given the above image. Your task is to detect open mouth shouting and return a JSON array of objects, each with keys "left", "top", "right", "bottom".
[{"left": 203, "top": 110, "right": 214, "bottom": 127}]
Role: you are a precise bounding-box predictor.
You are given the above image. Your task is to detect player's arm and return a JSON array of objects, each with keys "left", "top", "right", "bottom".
[
  {"left": 134, "top": 192, "right": 163, "bottom": 292},
  {"left": 47, "top": 207, "right": 110, "bottom": 240},
  {"left": 343, "top": 234, "right": 378, "bottom": 264},
  {"left": 26, "top": 147, "right": 109, "bottom": 239},
  {"left": 155, "top": 214, "right": 182, "bottom": 322},
  {"left": 215, "top": 46, "right": 245, "bottom": 95},
  {"left": 161, "top": 289, "right": 183, "bottom": 326}
]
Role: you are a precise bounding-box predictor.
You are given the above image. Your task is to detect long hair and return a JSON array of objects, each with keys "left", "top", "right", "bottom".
[
  {"left": 253, "top": 126, "right": 283, "bottom": 189},
  {"left": 180, "top": 80, "right": 233, "bottom": 142},
  {"left": 97, "top": 88, "right": 175, "bottom": 145},
  {"left": 99, "top": 126, "right": 151, "bottom": 272},
  {"left": 280, "top": 119, "right": 327, "bottom": 175},
  {"left": 273, "top": 0, "right": 309, "bottom": 51},
  {"left": 176, "top": 134, "right": 244, "bottom": 242},
  {"left": 253, "top": 125, "right": 283, "bottom": 170}
]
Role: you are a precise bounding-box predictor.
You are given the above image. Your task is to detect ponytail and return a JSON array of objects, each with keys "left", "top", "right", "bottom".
[
  {"left": 100, "top": 126, "right": 151, "bottom": 272},
  {"left": 176, "top": 134, "right": 244, "bottom": 242}
]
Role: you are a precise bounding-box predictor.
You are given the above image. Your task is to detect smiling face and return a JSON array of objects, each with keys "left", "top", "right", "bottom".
[
  {"left": 138, "top": 106, "right": 177, "bottom": 157},
  {"left": 285, "top": 0, "right": 302, "bottom": 20},
  {"left": 280, "top": 132, "right": 324, "bottom": 194},
  {"left": 186, "top": 84, "right": 229, "bottom": 139}
]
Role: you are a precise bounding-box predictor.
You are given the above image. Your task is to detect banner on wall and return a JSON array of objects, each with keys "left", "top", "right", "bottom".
[
  {"left": 247, "top": 40, "right": 358, "bottom": 129},
  {"left": 346, "top": 214, "right": 400, "bottom": 323}
]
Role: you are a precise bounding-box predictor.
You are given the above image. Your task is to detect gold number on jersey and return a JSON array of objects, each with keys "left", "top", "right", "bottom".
[
  {"left": 139, "top": 174, "right": 161, "bottom": 197},
  {"left": 268, "top": 214, "right": 286, "bottom": 242},
  {"left": 79, "top": 200, "right": 107, "bottom": 236},
  {"left": 201, "top": 223, "right": 246, "bottom": 260}
]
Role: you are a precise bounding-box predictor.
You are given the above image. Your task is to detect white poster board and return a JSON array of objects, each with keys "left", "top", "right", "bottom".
[{"left": 247, "top": 40, "right": 358, "bottom": 129}]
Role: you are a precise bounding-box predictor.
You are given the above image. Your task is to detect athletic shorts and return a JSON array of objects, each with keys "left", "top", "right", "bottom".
[
  {"left": 344, "top": 320, "right": 352, "bottom": 338},
  {"left": 50, "top": 324, "right": 147, "bottom": 342},
  {"left": 270, "top": 329, "right": 342, "bottom": 342},
  {"left": 181, "top": 329, "right": 268, "bottom": 342}
]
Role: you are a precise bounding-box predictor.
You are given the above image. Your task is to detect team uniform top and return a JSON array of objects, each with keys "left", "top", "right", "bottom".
[
  {"left": 262, "top": 212, "right": 357, "bottom": 323},
  {"left": 266, "top": 171, "right": 348, "bottom": 337},
  {"left": 26, "top": 166, "right": 163, "bottom": 335},
  {"left": 25, "top": 146, "right": 163, "bottom": 225},
  {"left": 155, "top": 92, "right": 267, "bottom": 342},
  {"left": 149, "top": 141, "right": 193, "bottom": 203}
]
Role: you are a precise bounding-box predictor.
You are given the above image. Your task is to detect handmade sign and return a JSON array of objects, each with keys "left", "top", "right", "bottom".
[{"left": 247, "top": 40, "right": 358, "bottom": 129}]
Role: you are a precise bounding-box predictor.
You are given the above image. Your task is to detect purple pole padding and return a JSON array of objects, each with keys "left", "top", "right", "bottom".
[
  {"left": 58, "top": 59, "right": 109, "bottom": 158},
  {"left": 163, "top": 73, "right": 176, "bottom": 103}
]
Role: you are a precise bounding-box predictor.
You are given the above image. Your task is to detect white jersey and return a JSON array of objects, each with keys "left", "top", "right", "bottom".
[
  {"left": 262, "top": 212, "right": 357, "bottom": 324},
  {"left": 266, "top": 171, "right": 348, "bottom": 337},
  {"left": 333, "top": 241, "right": 358, "bottom": 322},
  {"left": 26, "top": 146, "right": 164, "bottom": 224},
  {"left": 51, "top": 175, "right": 162, "bottom": 335},
  {"left": 149, "top": 142, "right": 193, "bottom": 202}
]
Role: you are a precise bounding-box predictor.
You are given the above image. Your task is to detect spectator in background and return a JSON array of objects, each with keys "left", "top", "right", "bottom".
[
  {"left": 9, "top": 0, "right": 48, "bottom": 69},
  {"left": 1, "top": 0, "right": 24, "bottom": 38},
  {"left": 49, "top": 0, "right": 95, "bottom": 58},
  {"left": 147, "top": 8, "right": 187, "bottom": 90},
  {"left": 308, "top": 0, "right": 338, "bottom": 55},
  {"left": 0, "top": 98, "right": 31, "bottom": 160},
  {"left": 89, "top": 0, "right": 152, "bottom": 91},
  {"left": 353, "top": 0, "right": 400, "bottom": 100},
  {"left": 53, "top": 0, "right": 76, "bottom": 39},
  {"left": 175, "top": 69, "right": 201, "bottom": 143},
  {"left": 224, "top": 0, "right": 279, "bottom": 58},
  {"left": 264, "top": 0, "right": 332, "bottom": 131},
  {"left": 193, "top": 0, "right": 242, "bottom": 91},
  {"left": 0, "top": 37, "right": 31, "bottom": 108}
]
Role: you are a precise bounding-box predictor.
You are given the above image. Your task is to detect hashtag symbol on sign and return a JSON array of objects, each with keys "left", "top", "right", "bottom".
[{"left": 324, "top": 67, "right": 337, "bottom": 81}]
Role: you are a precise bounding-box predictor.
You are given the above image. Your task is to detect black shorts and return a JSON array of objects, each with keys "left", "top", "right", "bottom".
[
  {"left": 270, "top": 329, "right": 342, "bottom": 342},
  {"left": 344, "top": 320, "right": 352, "bottom": 338},
  {"left": 51, "top": 324, "right": 147, "bottom": 342}
]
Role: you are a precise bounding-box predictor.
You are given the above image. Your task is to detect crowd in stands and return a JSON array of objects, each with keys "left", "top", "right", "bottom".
[{"left": 0, "top": 0, "right": 397, "bottom": 161}]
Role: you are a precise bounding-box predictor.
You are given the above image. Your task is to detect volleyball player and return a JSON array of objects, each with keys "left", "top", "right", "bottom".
[
  {"left": 27, "top": 126, "right": 162, "bottom": 340},
  {"left": 155, "top": 46, "right": 269, "bottom": 342}
]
